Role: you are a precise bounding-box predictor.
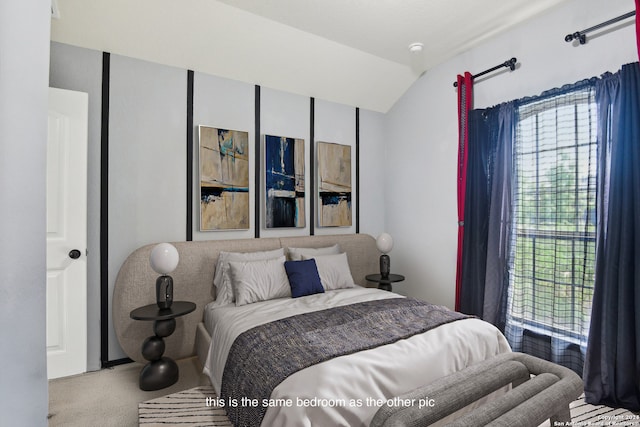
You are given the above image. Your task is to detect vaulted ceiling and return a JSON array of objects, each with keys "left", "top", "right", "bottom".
[{"left": 51, "top": 0, "right": 569, "bottom": 112}]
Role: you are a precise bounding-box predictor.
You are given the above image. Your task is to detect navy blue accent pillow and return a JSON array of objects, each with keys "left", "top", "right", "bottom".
[{"left": 284, "top": 259, "right": 325, "bottom": 298}]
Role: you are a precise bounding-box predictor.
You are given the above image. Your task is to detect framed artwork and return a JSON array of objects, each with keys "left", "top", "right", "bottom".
[
  {"left": 265, "top": 135, "right": 305, "bottom": 228},
  {"left": 199, "top": 125, "right": 249, "bottom": 230},
  {"left": 317, "top": 141, "right": 352, "bottom": 227}
]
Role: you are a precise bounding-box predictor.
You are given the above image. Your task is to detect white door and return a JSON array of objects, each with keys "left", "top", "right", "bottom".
[{"left": 46, "top": 87, "right": 88, "bottom": 379}]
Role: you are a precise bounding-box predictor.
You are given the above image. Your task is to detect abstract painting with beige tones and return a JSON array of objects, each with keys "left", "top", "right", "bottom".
[
  {"left": 317, "top": 141, "right": 351, "bottom": 227},
  {"left": 199, "top": 125, "right": 249, "bottom": 230}
]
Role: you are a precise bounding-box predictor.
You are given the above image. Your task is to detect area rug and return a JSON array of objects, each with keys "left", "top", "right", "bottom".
[
  {"left": 138, "top": 385, "right": 231, "bottom": 426},
  {"left": 140, "top": 387, "right": 637, "bottom": 426}
]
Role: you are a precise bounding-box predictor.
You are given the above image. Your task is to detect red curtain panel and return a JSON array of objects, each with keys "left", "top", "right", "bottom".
[{"left": 455, "top": 72, "right": 473, "bottom": 311}]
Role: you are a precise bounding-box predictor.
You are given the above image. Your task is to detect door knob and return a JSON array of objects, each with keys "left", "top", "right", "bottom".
[{"left": 69, "top": 249, "right": 82, "bottom": 259}]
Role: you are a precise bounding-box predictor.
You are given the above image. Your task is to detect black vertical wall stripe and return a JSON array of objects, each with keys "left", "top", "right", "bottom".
[
  {"left": 99, "top": 54, "right": 132, "bottom": 369},
  {"left": 100, "top": 52, "right": 110, "bottom": 367},
  {"left": 255, "top": 85, "right": 261, "bottom": 238},
  {"left": 356, "top": 107, "right": 360, "bottom": 234},
  {"left": 309, "top": 97, "right": 315, "bottom": 236},
  {"left": 186, "top": 71, "right": 194, "bottom": 241}
]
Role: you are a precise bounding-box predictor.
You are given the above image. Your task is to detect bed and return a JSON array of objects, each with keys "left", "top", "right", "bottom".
[{"left": 113, "top": 234, "right": 510, "bottom": 426}]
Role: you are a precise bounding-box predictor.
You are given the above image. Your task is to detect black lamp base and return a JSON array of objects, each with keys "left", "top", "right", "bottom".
[
  {"left": 156, "top": 275, "right": 173, "bottom": 309},
  {"left": 380, "top": 254, "right": 390, "bottom": 279}
]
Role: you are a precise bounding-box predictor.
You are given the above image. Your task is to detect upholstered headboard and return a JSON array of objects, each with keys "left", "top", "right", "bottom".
[{"left": 113, "top": 234, "right": 379, "bottom": 363}]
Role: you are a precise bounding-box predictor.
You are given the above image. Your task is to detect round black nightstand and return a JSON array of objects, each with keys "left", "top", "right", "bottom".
[
  {"left": 366, "top": 273, "right": 405, "bottom": 291},
  {"left": 130, "top": 301, "right": 196, "bottom": 391}
]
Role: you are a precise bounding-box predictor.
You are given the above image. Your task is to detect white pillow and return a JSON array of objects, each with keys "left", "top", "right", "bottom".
[
  {"left": 287, "top": 244, "right": 341, "bottom": 261},
  {"left": 212, "top": 248, "right": 285, "bottom": 305},
  {"left": 228, "top": 256, "right": 291, "bottom": 306},
  {"left": 303, "top": 252, "right": 355, "bottom": 291}
]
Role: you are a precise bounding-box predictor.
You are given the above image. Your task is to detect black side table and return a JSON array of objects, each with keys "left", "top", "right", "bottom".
[
  {"left": 130, "top": 301, "right": 196, "bottom": 391},
  {"left": 366, "top": 273, "right": 405, "bottom": 291}
]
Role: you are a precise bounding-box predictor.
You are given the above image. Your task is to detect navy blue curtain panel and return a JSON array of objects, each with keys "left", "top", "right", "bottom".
[
  {"left": 584, "top": 62, "right": 640, "bottom": 411},
  {"left": 459, "top": 109, "right": 494, "bottom": 318},
  {"left": 459, "top": 102, "right": 514, "bottom": 329},
  {"left": 480, "top": 104, "right": 514, "bottom": 331}
]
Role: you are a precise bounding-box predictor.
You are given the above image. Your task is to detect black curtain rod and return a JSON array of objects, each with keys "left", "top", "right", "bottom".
[
  {"left": 453, "top": 57, "right": 517, "bottom": 87},
  {"left": 565, "top": 10, "right": 636, "bottom": 44}
]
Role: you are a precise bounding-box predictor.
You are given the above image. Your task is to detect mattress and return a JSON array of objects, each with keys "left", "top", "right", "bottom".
[{"left": 203, "top": 287, "right": 511, "bottom": 426}]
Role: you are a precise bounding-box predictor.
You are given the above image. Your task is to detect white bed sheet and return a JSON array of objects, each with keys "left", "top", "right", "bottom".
[{"left": 203, "top": 287, "right": 511, "bottom": 426}]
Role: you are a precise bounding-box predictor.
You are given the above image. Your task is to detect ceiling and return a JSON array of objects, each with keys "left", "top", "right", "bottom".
[
  {"left": 51, "top": 0, "right": 569, "bottom": 112},
  {"left": 217, "top": 0, "right": 568, "bottom": 69}
]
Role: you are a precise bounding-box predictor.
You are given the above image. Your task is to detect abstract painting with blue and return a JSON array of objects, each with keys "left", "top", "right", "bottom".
[
  {"left": 199, "top": 125, "right": 249, "bottom": 230},
  {"left": 317, "top": 141, "right": 352, "bottom": 227},
  {"left": 265, "top": 135, "right": 305, "bottom": 228}
]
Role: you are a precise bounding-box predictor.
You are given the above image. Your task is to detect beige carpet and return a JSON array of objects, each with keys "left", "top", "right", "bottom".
[{"left": 48, "top": 357, "right": 211, "bottom": 427}]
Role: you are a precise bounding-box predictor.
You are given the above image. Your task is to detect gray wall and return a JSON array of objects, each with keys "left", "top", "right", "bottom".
[
  {"left": 0, "top": 0, "right": 50, "bottom": 425},
  {"left": 358, "top": 109, "right": 387, "bottom": 235},
  {"left": 108, "top": 55, "right": 188, "bottom": 360},
  {"left": 50, "top": 45, "right": 386, "bottom": 363}
]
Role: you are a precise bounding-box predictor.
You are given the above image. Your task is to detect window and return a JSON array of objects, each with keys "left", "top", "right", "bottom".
[{"left": 505, "top": 85, "right": 597, "bottom": 372}]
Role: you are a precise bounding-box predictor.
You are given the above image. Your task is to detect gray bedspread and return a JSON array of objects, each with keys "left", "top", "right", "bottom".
[{"left": 220, "top": 297, "right": 471, "bottom": 427}]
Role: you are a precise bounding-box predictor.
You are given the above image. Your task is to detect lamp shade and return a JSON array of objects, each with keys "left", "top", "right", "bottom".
[
  {"left": 376, "top": 233, "right": 393, "bottom": 254},
  {"left": 150, "top": 243, "right": 179, "bottom": 275}
]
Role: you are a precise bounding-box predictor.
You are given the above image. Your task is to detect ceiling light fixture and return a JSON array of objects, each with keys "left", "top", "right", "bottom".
[{"left": 408, "top": 42, "right": 424, "bottom": 53}]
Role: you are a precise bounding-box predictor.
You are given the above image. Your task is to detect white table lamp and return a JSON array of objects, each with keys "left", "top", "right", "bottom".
[
  {"left": 376, "top": 233, "right": 393, "bottom": 279},
  {"left": 150, "top": 243, "right": 179, "bottom": 309}
]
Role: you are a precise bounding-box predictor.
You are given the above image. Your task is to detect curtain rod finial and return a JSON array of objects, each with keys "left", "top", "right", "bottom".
[{"left": 565, "top": 31, "right": 586, "bottom": 44}]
